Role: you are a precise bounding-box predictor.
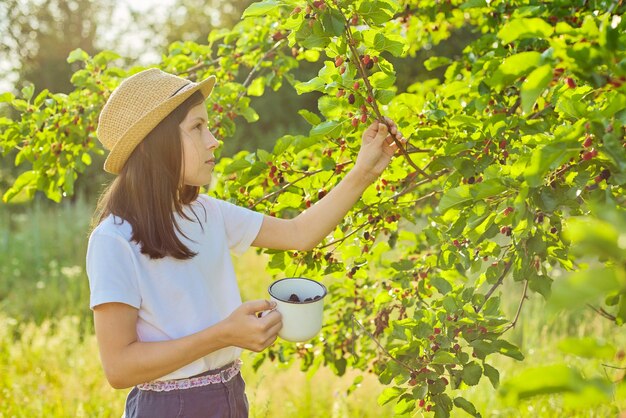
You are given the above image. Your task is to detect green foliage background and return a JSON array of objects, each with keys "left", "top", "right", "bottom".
[{"left": 1, "top": 0, "right": 625, "bottom": 416}]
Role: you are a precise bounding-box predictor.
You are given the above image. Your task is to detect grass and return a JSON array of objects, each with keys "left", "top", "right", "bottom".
[{"left": 0, "top": 199, "right": 624, "bottom": 417}]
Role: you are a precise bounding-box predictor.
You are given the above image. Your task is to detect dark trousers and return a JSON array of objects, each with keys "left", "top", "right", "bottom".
[{"left": 124, "top": 367, "right": 248, "bottom": 418}]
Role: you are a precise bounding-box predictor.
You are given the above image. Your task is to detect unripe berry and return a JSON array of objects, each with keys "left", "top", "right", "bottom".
[
  {"left": 335, "top": 56, "right": 344, "bottom": 68},
  {"left": 353, "top": 81, "right": 360, "bottom": 90}
]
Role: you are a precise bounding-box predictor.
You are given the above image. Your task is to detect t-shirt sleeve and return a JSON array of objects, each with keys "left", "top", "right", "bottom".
[
  {"left": 86, "top": 231, "right": 141, "bottom": 310},
  {"left": 212, "top": 197, "right": 264, "bottom": 256}
]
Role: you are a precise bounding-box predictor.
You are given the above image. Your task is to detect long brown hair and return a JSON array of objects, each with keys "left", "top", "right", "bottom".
[{"left": 92, "top": 91, "right": 206, "bottom": 260}]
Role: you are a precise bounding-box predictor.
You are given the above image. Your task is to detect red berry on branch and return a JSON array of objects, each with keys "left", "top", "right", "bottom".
[
  {"left": 583, "top": 135, "right": 593, "bottom": 148},
  {"left": 348, "top": 94, "right": 355, "bottom": 104},
  {"left": 353, "top": 81, "right": 360, "bottom": 90},
  {"left": 499, "top": 140, "right": 507, "bottom": 149},
  {"left": 335, "top": 56, "right": 344, "bottom": 68},
  {"left": 565, "top": 77, "right": 576, "bottom": 88},
  {"left": 351, "top": 117, "right": 359, "bottom": 127},
  {"left": 366, "top": 95, "right": 374, "bottom": 103},
  {"left": 339, "top": 65, "right": 346, "bottom": 75},
  {"left": 336, "top": 89, "right": 345, "bottom": 98},
  {"left": 360, "top": 113, "right": 367, "bottom": 123}
]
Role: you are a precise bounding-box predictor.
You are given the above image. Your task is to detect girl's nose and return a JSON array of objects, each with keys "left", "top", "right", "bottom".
[{"left": 206, "top": 131, "right": 220, "bottom": 149}]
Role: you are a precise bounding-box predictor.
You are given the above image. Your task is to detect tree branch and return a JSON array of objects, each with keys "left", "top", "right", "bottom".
[
  {"left": 338, "top": 9, "right": 429, "bottom": 179},
  {"left": 475, "top": 258, "right": 513, "bottom": 313},
  {"left": 587, "top": 304, "right": 617, "bottom": 321},
  {"left": 352, "top": 315, "right": 418, "bottom": 374},
  {"left": 250, "top": 168, "right": 324, "bottom": 208},
  {"left": 502, "top": 279, "right": 528, "bottom": 332}
]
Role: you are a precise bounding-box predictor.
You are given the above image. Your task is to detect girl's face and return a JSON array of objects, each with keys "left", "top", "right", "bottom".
[{"left": 179, "top": 103, "right": 220, "bottom": 187}]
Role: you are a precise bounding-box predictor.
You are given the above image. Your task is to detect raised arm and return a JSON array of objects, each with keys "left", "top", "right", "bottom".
[{"left": 252, "top": 119, "right": 404, "bottom": 251}]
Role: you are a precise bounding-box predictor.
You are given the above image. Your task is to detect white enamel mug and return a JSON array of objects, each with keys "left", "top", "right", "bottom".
[{"left": 268, "top": 277, "right": 327, "bottom": 342}]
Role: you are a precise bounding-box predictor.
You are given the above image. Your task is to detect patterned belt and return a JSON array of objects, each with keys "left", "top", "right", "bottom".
[{"left": 137, "top": 359, "right": 242, "bottom": 392}]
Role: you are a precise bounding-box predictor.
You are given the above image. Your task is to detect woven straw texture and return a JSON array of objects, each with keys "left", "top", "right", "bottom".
[{"left": 97, "top": 68, "right": 216, "bottom": 174}]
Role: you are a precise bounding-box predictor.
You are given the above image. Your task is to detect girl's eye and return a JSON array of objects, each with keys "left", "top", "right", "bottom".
[{"left": 194, "top": 124, "right": 202, "bottom": 130}]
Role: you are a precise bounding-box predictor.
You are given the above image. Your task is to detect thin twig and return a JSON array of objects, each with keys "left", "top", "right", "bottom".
[
  {"left": 352, "top": 315, "right": 416, "bottom": 373},
  {"left": 250, "top": 168, "right": 323, "bottom": 208},
  {"left": 318, "top": 221, "right": 369, "bottom": 250},
  {"left": 601, "top": 364, "right": 626, "bottom": 370},
  {"left": 338, "top": 9, "right": 429, "bottom": 178},
  {"left": 502, "top": 280, "right": 529, "bottom": 332},
  {"left": 475, "top": 259, "right": 513, "bottom": 313},
  {"left": 236, "top": 40, "right": 286, "bottom": 102},
  {"left": 176, "top": 57, "right": 221, "bottom": 77},
  {"left": 587, "top": 304, "right": 616, "bottom": 321}
]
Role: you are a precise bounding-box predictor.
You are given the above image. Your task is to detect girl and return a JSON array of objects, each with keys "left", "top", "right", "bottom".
[{"left": 87, "top": 68, "right": 405, "bottom": 417}]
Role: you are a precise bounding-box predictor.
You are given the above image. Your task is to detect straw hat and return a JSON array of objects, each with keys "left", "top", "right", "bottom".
[{"left": 97, "top": 68, "right": 216, "bottom": 174}]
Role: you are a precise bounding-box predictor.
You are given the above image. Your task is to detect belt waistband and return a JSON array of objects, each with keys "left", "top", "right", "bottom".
[{"left": 137, "top": 359, "right": 242, "bottom": 392}]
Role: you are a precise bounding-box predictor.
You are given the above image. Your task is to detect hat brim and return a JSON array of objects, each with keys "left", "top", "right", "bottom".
[{"left": 104, "top": 75, "right": 216, "bottom": 174}]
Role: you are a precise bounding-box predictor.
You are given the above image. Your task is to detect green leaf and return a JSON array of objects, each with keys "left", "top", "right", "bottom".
[
  {"left": 241, "top": 107, "right": 259, "bottom": 123},
  {"left": 223, "top": 158, "right": 252, "bottom": 175},
  {"left": 549, "top": 267, "right": 621, "bottom": 312},
  {"left": 500, "top": 364, "right": 585, "bottom": 402},
  {"left": 438, "top": 185, "right": 471, "bottom": 213},
  {"left": 460, "top": 0, "right": 487, "bottom": 9},
  {"left": 67, "top": 48, "right": 89, "bottom": 63},
  {"left": 378, "top": 386, "right": 404, "bottom": 406},
  {"left": 489, "top": 52, "right": 542, "bottom": 91},
  {"left": 370, "top": 72, "right": 396, "bottom": 89},
  {"left": 310, "top": 120, "right": 342, "bottom": 137},
  {"left": 432, "top": 350, "right": 457, "bottom": 365},
  {"left": 558, "top": 337, "right": 616, "bottom": 360},
  {"left": 524, "top": 141, "right": 579, "bottom": 187},
  {"left": 247, "top": 77, "right": 265, "bottom": 96},
  {"left": 21, "top": 84, "right": 35, "bottom": 102},
  {"left": 2, "top": 170, "right": 37, "bottom": 203},
  {"left": 92, "top": 50, "right": 121, "bottom": 67},
  {"left": 462, "top": 362, "right": 482, "bottom": 386},
  {"left": 494, "top": 340, "right": 524, "bottom": 361},
  {"left": 394, "top": 396, "right": 416, "bottom": 415},
  {"left": 357, "top": 0, "right": 399, "bottom": 25},
  {"left": 321, "top": 10, "right": 345, "bottom": 37},
  {"left": 374, "top": 89, "right": 395, "bottom": 105},
  {"left": 424, "top": 57, "right": 452, "bottom": 71},
  {"left": 521, "top": 64, "right": 552, "bottom": 114},
  {"left": 483, "top": 363, "right": 500, "bottom": 389},
  {"left": 295, "top": 77, "right": 325, "bottom": 94},
  {"left": 242, "top": 0, "right": 281, "bottom": 18},
  {"left": 298, "top": 109, "right": 322, "bottom": 126},
  {"left": 497, "top": 18, "right": 553, "bottom": 44},
  {"left": 453, "top": 396, "right": 479, "bottom": 416},
  {"left": 0, "top": 92, "right": 15, "bottom": 103}
]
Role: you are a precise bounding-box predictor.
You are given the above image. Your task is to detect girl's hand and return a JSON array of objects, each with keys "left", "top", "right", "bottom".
[
  {"left": 353, "top": 117, "right": 406, "bottom": 183},
  {"left": 221, "top": 299, "right": 282, "bottom": 352}
]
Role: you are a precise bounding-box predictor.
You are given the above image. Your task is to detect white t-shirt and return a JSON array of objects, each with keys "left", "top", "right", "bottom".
[{"left": 86, "top": 194, "right": 264, "bottom": 381}]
